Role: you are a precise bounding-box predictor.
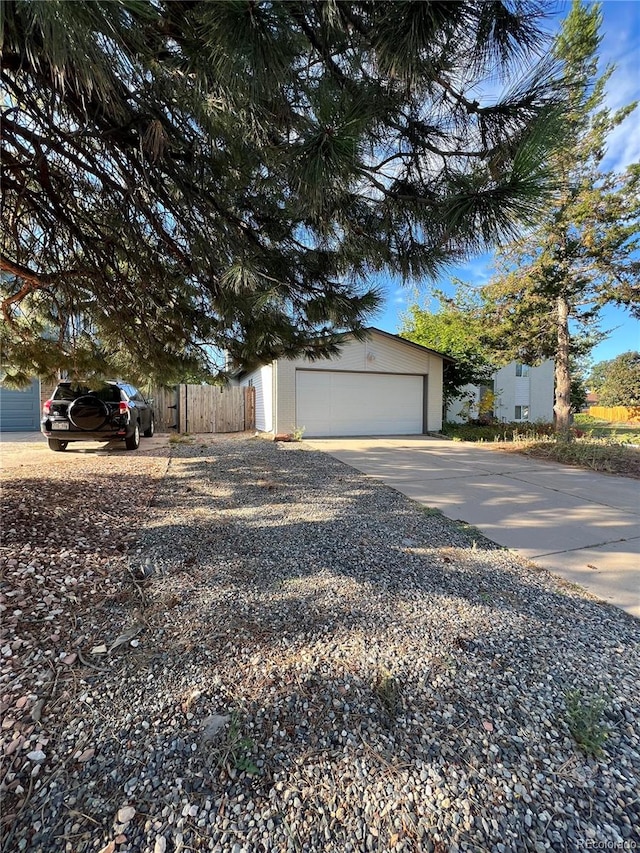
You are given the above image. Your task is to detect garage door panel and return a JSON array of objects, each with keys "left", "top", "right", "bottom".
[
  {"left": 0, "top": 379, "right": 41, "bottom": 432},
  {"left": 296, "top": 371, "right": 422, "bottom": 437}
]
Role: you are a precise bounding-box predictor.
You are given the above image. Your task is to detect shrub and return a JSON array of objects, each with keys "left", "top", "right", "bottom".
[
  {"left": 442, "top": 421, "right": 555, "bottom": 442},
  {"left": 564, "top": 689, "right": 609, "bottom": 757}
]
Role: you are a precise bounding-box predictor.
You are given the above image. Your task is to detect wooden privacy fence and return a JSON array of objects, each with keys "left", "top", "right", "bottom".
[
  {"left": 150, "top": 384, "right": 255, "bottom": 434},
  {"left": 589, "top": 405, "right": 640, "bottom": 423}
]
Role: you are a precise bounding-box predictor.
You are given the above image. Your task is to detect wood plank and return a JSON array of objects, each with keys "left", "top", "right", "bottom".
[{"left": 148, "top": 384, "right": 252, "bottom": 434}]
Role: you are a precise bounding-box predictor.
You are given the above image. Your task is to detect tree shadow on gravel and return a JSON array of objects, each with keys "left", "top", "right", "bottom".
[
  {"left": 147, "top": 445, "right": 635, "bottom": 629},
  {"left": 3, "top": 439, "right": 638, "bottom": 853},
  {"left": 0, "top": 473, "right": 162, "bottom": 552}
]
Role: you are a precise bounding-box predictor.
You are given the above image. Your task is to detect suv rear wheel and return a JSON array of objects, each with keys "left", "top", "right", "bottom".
[
  {"left": 48, "top": 438, "right": 68, "bottom": 452},
  {"left": 125, "top": 422, "right": 140, "bottom": 450}
]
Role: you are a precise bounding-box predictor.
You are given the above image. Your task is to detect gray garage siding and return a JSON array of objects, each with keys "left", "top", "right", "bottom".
[{"left": 0, "top": 378, "right": 41, "bottom": 431}]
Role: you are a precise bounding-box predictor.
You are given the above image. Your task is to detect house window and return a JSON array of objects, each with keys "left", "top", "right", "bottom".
[
  {"left": 515, "top": 405, "right": 530, "bottom": 421},
  {"left": 515, "top": 363, "right": 530, "bottom": 377}
]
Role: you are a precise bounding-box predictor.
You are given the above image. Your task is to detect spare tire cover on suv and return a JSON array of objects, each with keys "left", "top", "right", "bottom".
[{"left": 68, "top": 395, "right": 110, "bottom": 430}]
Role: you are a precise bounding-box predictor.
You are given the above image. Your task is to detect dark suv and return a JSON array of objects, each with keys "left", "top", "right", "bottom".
[{"left": 41, "top": 381, "right": 154, "bottom": 452}]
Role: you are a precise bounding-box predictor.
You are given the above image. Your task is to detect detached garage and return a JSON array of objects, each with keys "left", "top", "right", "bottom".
[{"left": 238, "top": 328, "right": 448, "bottom": 437}]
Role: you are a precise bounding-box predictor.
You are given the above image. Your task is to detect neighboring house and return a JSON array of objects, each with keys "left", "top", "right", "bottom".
[
  {"left": 583, "top": 391, "right": 599, "bottom": 411},
  {"left": 447, "top": 360, "right": 555, "bottom": 424},
  {"left": 0, "top": 378, "right": 42, "bottom": 431},
  {"left": 235, "top": 328, "right": 449, "bottom": 437}
]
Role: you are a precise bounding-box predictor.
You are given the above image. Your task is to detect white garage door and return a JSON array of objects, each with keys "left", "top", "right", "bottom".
[{"left": 296, "top": 371, "right": 423, "bottom": 437}]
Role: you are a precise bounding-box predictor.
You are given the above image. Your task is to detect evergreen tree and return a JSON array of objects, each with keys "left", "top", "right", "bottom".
[
  {"left": 478, "top": 0, "right": 640, "bottom": 435},
  {"left": 1, "top": 1, "right": 567, "bottom": 384}
]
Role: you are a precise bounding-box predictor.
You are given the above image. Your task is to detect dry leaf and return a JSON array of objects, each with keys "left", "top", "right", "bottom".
[
  {"left": 98, "top": 842, "right": 116, "bottom": 853},
  {"left": 181, "top": 688, "right": 202, "bottom": 714},
  {"left": 201, "top": 714, "right": 230, "bottom": 742},
  {"left": 109, "top": 623, "right": 144, "bottom": 653}
]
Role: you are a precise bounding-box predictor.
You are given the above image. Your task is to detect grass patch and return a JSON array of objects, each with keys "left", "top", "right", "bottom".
[
  {"left": 419, "top": 505, "right": 445, "bottom": 517},
  {"left": 374, "top": 669, "right": 401, "bottom": 717},
  {"left": 564, "top": 689, "right": 610, "bottom": 757},
  {"left": 573, "top": 414, "right": 640, "bottom": 443},
  {"left": 169, "top": 433, "right": 195, "bottom": 445},
  {"left": 206, "top": 712, "right": 259, "bottom": 776}
]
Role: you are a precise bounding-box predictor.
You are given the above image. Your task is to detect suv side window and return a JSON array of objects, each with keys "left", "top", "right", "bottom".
[{"left": 130, "top": 386, "right": 145, "bottom": 403}]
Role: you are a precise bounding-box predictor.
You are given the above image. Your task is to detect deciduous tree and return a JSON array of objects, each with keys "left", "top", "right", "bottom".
[
  {"left": 400, "top": 292, "right": 495, "bottom": 408},
  {"left": 589, "top": 352, "right": 640, "bottom": 407}
]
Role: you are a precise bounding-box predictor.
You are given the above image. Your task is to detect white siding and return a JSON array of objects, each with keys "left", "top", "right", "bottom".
[
  {"left": 446, "top": 384, "right": 480, "bottom": 423},
  {"left": 427, "top": 356, "right": 443, "bottom": 433},
  {"left": 529, "top": 360, "right": 555, "bottom": 422},
  {"left": 273, "top": 330, "right": 444, "bottom": 435},
  {"left": 514, "top": 377, "right": 530, "bottom": 407},
  {"left": 239, "top": 364, "right": 273, "bottom": 432},
  {"left": 493, "top": 364, "right": 516, "bottom": 422},
  {"left": 453, "top": 360, "right": 555, "bottom": 424}
]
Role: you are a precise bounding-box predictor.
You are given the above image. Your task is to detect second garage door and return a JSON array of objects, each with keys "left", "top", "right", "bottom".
[
  {"left": 0, "top": 378, "right": 41, "bottom": 432},
  {"left": 296, "top": 370, "right": 423, "bottom": 437}
]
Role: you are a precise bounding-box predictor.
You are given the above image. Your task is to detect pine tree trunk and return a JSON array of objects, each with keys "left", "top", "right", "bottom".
[{"left": 554, "top": 296, "right": 572, "bottom": 438}]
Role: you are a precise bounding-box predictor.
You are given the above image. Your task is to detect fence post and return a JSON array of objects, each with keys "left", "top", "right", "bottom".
[{"left": 244, "top": 386, "right": 256, "bottom": 430}]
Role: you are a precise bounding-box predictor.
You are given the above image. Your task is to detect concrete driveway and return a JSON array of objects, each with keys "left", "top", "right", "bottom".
[{"left": 307, "top": 435, "right": 640, "bottom": 618}]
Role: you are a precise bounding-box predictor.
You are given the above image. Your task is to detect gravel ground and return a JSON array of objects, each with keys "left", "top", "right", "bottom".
[{"left": 1, "top": 434, "right": 638, "bottom": 853}]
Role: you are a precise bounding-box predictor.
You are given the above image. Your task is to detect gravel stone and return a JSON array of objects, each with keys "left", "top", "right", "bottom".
[{"left": 1, "top": 434, "right": 638, "bottom": 853}]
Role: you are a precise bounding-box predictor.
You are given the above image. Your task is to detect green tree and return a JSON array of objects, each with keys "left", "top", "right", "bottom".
[
  {"left": 400, "top": 291, "right": 495, "bottom": 409},
  {"left": 589, "top": 352, "right": 640, "bottom": 406},
  {"left": 1, "top": 1, "right": 567, "bottom": 385},
  {"left": 569, "top": 355, "right": 590, "bottom": 413},
  {"left": 477, "top": 0, "right": 640, "bottom": 435}
]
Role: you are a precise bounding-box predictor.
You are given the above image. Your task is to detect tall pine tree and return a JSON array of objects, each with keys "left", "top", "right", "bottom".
[
  {"left": 2, "top": 1, "right": 568, "bottom": 384},
  {"left": 479, "top": 0, "right": 639, "bottom": 435}
]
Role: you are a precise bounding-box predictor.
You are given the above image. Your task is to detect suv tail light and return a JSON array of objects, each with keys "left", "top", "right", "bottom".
[
  {"left": 43, "top": 400, "right": 52, "bottom": 415},
  {"left": 118, "top": 401, "right": 129, "bottom": 415}
]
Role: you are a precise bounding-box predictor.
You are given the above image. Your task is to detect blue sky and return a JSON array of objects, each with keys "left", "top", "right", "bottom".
[{"left": 370, "top": 0, "right": 640, "bottom": 366}]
